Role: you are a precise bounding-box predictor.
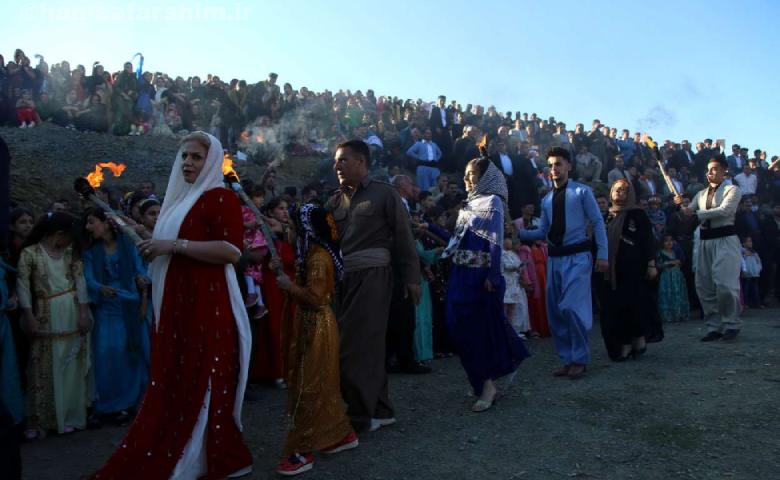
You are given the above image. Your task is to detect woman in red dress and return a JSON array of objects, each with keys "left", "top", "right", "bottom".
[
  {"left": 249, "top": 197, "right": 296, "bottom": 387},
  {"left": 93, "top": 131, "right": 253, "bottom": 479}
]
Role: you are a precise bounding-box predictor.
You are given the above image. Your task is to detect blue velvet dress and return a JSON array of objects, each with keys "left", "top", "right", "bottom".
[
  {"left": 446, "top": 230, "right": 530, "bottom": 396},
  {"left": 84, "top": 238, "right": 150, "bottom": 414},
  {"left": 0, "top": 260, "right": 24, "bottom": 425}
]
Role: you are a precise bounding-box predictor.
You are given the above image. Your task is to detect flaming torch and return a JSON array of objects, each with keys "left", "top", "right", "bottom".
[
  {"left": 221, "top": 152, "right": 281, "bottom": 273},
  {"left": 74, "top": 162, "right": 142, "bottom": 244}
]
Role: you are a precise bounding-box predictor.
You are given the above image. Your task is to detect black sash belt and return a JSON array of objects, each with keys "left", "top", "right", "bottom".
[
  {"left": 700, "top": 225, "right": 737, "bottom": 240},
  {"left": 547, "top": 240, "right": 593, "bottom": 257},
  {"left": 416, "top": 160, "right": 440, "bottom": 168}
]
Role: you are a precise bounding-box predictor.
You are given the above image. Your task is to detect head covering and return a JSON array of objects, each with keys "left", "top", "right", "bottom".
[
  {"left": 606, "top": 178, "right": 641, "bottom": 290},
  {"left": 469, "top": 161, "right": 508, "bottom": 204},
  {"left": 443, "top": 157, "right": 507, "bottom": 259},
  {"left": 149, "top": 131, "right": 251, "bottom": 438},
  {"left": 293, "top": 203, "right": 343, "bottom": 282}
]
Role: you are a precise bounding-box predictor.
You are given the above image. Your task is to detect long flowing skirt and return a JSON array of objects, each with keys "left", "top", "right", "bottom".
[
  {"left": 658, "top": 268, "right": 690, "bottom": 323},
  {"left": 446, "top": 266, "right": 529, "bottom": 396},
  {"left": 413, "top": 280, "right": 434, "bottom": 362},
  {"left": 26, "top": 293, "right": 90, "bottom": 433},
  {"left": 91, "top": 300, "right": 149, "bottom": 414},
  {"left": 283, "top": 307, "right": 352, "bottom": 456},
  {"left": 0, "top": 313, "right": 24, "bottom": 425}
]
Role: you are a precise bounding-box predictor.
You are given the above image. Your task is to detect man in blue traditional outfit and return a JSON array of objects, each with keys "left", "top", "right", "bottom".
[{"left": 518, "top": 146, "right": 608, "bottom": 379}]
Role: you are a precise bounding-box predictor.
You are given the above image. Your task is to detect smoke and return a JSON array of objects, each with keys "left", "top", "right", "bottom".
[
  {"left": 239, "top": 101, "right": 331, "bottom": 164},
  {"left": 636, "top": 104, "right": 677, "bottom": 132}
]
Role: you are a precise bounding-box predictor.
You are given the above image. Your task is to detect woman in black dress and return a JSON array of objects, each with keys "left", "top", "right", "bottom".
[{"left": 600, "top": 179, "right": 660, "bottom": 361}]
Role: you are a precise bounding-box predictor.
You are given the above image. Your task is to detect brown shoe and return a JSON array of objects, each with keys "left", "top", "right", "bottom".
[
  {"left": 552, "top": 365, "right": 571, "bottom": 377},
  {"left": 567, "top": 364, "right": 586, "bottom": 380}
]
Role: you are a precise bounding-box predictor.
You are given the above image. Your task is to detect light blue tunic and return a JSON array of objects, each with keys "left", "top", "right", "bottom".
[{"left": 518, "top": 180, "right": 607, "bottom": 365}]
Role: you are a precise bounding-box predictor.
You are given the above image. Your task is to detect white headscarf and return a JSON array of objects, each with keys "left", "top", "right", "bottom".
[{"left": 149, "top": 132, "right": 251, "bottom": 437}]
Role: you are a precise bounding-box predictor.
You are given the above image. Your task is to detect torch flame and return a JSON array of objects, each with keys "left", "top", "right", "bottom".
[
  {"left": 86, "top": 162, "right": 127, "bottom": 188},
  {"left": 222, "top": 152, "right": 239, "bottom": 179},
  {"left": 477, "top": 134, "right": 489, "bottom": 158}
]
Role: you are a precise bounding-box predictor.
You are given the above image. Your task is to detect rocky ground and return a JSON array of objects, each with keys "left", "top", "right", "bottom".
[
  {"left": 2, "top": 124, "right": 323, "bottom": 212},
  {"left": 21, "top": 307, "right": 780, "bottom": 480}
]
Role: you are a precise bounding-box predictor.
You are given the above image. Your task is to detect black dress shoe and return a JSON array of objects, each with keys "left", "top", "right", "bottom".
[
  {"left": 721, "top": 329, "right": 740, "bottom": 341},
  {"left": 700, "top": 331, "right": 723, "bottom": 342}
]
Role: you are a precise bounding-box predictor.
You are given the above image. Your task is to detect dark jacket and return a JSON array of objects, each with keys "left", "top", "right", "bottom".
[{"left": 491, "top": 152, "right": 539, "bottom": 219}]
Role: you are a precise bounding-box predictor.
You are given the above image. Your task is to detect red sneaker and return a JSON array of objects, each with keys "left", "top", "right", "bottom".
[
  {"left": 277, "top": 453, "right": 314, "bottom": 476},
  {"left": 321, "top": 431, "right": 359, "bottom": 454}
]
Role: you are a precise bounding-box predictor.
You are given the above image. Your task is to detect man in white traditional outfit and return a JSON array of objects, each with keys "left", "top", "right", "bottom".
[{"left": 676, "top": 156, "right": 742, "bottom": 341}]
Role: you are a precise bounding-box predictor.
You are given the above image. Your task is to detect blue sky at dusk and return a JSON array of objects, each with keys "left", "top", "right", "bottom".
[{"left": 2, "top": 0, "right": 779, "bottom": 154}]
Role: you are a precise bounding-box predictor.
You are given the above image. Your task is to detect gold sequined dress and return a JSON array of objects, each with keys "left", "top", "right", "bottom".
[{"left": 283, "top": 244, "right": 353, "bottom": 455}]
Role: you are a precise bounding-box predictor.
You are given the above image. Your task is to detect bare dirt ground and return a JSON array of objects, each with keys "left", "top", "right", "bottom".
[{"left": 21, "top": 308, "right": 780, "bottom": 480}]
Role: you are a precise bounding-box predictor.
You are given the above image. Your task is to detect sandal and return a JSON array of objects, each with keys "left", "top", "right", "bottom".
[{"left": 471, "top": 397, "right": 496, "bottom": 413}]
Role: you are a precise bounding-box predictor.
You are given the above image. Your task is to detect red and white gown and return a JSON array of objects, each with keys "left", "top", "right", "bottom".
[{"left": 94, "top": 189, "right": 252, "bottom": 479}]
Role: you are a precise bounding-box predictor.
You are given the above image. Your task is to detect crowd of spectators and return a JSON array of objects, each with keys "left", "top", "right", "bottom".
[
  {"left": 3, "top": 47, "right": 780, "bottom": 479},
  {"left": 2, "top": 47, "right": 780, "bottom": 305}
]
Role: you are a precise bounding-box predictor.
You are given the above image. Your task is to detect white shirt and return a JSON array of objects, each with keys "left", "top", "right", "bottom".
[
  {"left": 499, "top": 153, "right": 513, "bottom": 175},
  {"left": 439, "top": 108, "right": 447, "bottom": 127},
  {"left": 644, "top": 178, "right": 657, "bottom": 195},
  {"left": 425, "top": 141, "right": 435, "bottom": 160},
  {"left": 509, "top": 128, "right": 527, "bottom": 140},
  {"left": 671, "top": 178, "right": 684, "bottom": 195},
  {"left": 734, "top": 172, "right": 757, "bottom": 195},
  {"left": 576, "top": 152, "right": 598, "bottom": 166}
]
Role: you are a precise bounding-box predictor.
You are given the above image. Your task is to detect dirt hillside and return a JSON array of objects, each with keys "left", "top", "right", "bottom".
[{"left": 2, "top": 124, "right": 324, "bottom": 212}]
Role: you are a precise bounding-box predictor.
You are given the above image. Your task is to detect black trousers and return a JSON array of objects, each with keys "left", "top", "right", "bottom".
[{"left": 386, "top": 276, "right": 417, "bottom": 367}]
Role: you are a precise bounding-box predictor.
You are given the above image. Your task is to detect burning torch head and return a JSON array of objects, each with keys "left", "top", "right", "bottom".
[
  {"left": 221, "top": 151, "right": 242, "bottom": 191},
  {"left": 74, "top": 177, "right": 96, "bottom": 197}
]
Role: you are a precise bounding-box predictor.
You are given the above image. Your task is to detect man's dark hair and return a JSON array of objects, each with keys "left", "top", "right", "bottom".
[
  {"left": 301, "top": 184, "right": 318, "bottom": 197},
  {"left": 709, "top": 154, "right": 728, "bottom": 169},
  {"left": 545, "top": 146, "right": 571, "bottom": 162},
  {"left": 419, "top": 190, "right": 433, "bottom": 202},
  {"left": 336, "top": 140, "right": 371, "bottom": 166}
]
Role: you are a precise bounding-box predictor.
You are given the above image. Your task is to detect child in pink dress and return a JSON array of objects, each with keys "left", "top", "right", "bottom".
[{"left": 243, "top": 186, "right": 268, "bottom": 319}]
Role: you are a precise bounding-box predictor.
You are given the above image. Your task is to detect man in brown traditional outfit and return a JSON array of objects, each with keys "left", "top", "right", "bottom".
[{"left": 326, "top": 140, "right": 420, "bottom": 433}]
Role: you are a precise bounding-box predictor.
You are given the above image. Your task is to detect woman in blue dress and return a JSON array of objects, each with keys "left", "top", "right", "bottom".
[
  {"left": 442, "top": 150, "right": 529, "bottom": 412},
  {"left": 82, "top": 208, "right": 150, "bottom": 425},
  {"left": 1, "top": 257, "right": 25, "bottom": 429}
]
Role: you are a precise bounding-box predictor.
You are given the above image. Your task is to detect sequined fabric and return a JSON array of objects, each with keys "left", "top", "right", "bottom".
[
  {"left": 93, "top": 189, "right": 252, "bottom": 479},
  {"left": 282, "top": 245, "right": 353, "bottom": 456}
]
